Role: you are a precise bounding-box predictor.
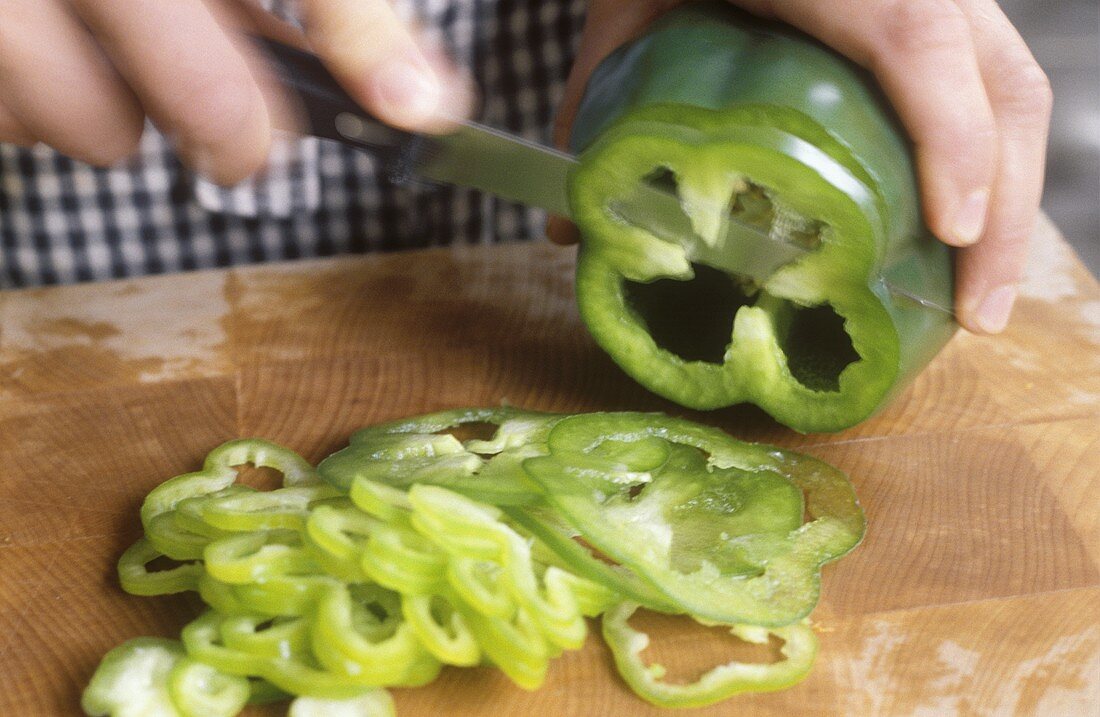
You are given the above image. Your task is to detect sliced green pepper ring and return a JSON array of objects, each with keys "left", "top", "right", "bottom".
[
  {"left": 288, "top": 690, "right": 396, "bottom": 717},
  {"left": 168, "top": 656, "right": 251, "bottom": 717},
  {"left": 407, "top": 485, "right": 589, "bottom": 649},
  {"left": 304, "top": 501, "right": 379, "bottom": 582},
  {"left": 81, "top": 637, "right": 186, "bottom": 717},
  {"left": 408, "top": 484, "right": 511, "bottom": 561},
  {"left": 141, "top": 440, "right": 318, "bottom": 560},
  {"left": 117, "top": 537, "right": 203, "bottom": 596},
  {"left": 504, "top": 505, "right": 682, "bottom": 613},
  {"left": 224, "top": 573, "right": 342, "bottom": 618},
  {"left": 602, "top": 601, "right": 817, "bottom": 708},
  {"left": 347, "top": 407, "right": 546, "bottom": 443},
  {"left": 182, "top": 611, "right": 378, "bottom": 700},
  {"left": 359, "top": 517, "right": 448, "bottom": 596},
  {"left": 173, "top": 486, "right": 252, "bottom": 538},
  {"left": 203, "top": 530, "right": 322, "bottom": 585},
  {"left": 349, "top": 476, "right": 414, "bottom": 522},
  {"left": 319, "top": 409, "right": 560, "bottom": 505},
  {"left": 446, "top": 556, "right": 513, "bottom": 618},
  {"left": 142, "top": 440, "right": 318, "bottom": 527},
  {"left": 538, "top": 564, "right": 619, "bottom": 619},
  {"left": 310, "top": 583, "right": 441, "bottom": 687},
  {"left": 457, "top": 602, "right": 552, "bottom": 691},
  {"left": 197, "top": 572, "right": 251, "bottom": 615},
  {"left": 401, "top": 592, "right": 482, "bottom": 666},
  {"left": 201, "top": 484, "right": 342, "bottom": 533},
  {"left": 218, "top": 614, "right": 312, "bottom": 661},
  {"left": 522, "top": 412, "right": 864, "bottom": 626}
]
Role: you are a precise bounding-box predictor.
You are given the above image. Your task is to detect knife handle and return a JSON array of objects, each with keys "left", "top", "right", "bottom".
[{"left": 249, "top": 35, "right": 418, "bottom": 170}]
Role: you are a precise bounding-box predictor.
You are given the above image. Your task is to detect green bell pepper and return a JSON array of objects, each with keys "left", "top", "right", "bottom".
[
  {"left": 568, "top": 1, "right": 956, "bottom": 432},
  {"left": 602, "top": 602, "right": 817, "bottom": 707}
]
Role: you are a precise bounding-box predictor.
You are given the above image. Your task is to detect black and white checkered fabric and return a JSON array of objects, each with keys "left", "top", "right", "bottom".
[{"left": 0, "top": 0, "right": 586, "bottom": 288}]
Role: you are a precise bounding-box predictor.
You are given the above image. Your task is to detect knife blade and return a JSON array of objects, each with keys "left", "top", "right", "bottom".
[
  {"left": 255, "top": 35, "right": 953, "bottom": 315},
  {"left": 400, "top": 124, "right": 810, "bottom": 282}
]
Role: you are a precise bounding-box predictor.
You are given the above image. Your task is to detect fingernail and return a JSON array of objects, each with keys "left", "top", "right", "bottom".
[
  {"left": 952, "top": 188, "right": 990, "bottom": 246},
  {"left": 373, "top": 57, "right": 442, "bottom": 124},
  {"left": 976, "top": 284, "right": 1017, "bottom": 334}
]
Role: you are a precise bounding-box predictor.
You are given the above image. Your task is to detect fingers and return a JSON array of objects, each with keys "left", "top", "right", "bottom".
[
  {"left": 740, "top": 0, "right": 1000, "bottom": 249},
  {"left": 0, "top": 0, "right": 143, "bottom": 164},
  {"left": 549, "top": 0, "right": 677, "bottom": 249},
  {"left": 71, "top": 0, "right": 272, "bottom": 185},
  {"left": 546, "top": 214, "right": 580, "bottom": 245},
  {"left": 553, "top": 0, "right": 678, "bottom": 150},
  {"left": 953, "top": 0, "right": 1052, "bottom": 334},
  {"left": 300, "top": 0, "right": 473, "bottom": 132}
]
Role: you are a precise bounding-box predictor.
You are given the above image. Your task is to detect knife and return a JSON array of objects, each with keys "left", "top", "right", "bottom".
[{"left": 253, "top": 36, "right": 953, "bottom": 315}]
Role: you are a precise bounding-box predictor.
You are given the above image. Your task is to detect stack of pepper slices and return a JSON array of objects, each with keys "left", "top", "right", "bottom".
[{"left": 84, "top": 409, "right": 865, "bottom": 716}]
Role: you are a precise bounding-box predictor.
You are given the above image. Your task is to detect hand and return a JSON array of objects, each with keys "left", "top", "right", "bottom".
[
  {"left": 549, "top": 0, "right": 1052, "bottom": 335},
  {"left": 0, "top": 0, "right": 472, "bottom": 185}
]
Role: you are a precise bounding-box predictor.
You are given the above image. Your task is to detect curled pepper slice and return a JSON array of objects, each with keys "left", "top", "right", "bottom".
[
  {"left": 181, "top": 611, "right": 375, "bottom": 700},
  {"left": 82, "top": 637, "right": 249, "bottom": 717},
  {"left": 203, "top": 530, "right": 322, "bottom": 585},
  {"left": 602, "top": 602, "right": 817, "bottom": 707},
  {"left": 201, "top": 484, "right": 342, "bottom": 533},
  {"left": 82, "top": 638, "right": 185, "bottom": 717},
  {"left": 288, "top": 690, "right": 395, "bottom": 717},
  {"left": 168, "top": 656, "right": 251, "bottom": 717},
  {"left": 304, "top": 501, "right": 379, "bottom": 582},
  {"left": 218, "top": 614, "right": 312, "bottom": 661},
  {"left": 142, "top": 439, "right": 318, "bottom": 559},
  {"left": 319, "top": 408, "right": 559, "bottom": 505},
  {"left": 401, "top": 593, "right": 481, "bottom": 666},
  {"left": 310, "top": 583, "right": 441, "bottom": 687},
  {"left": 198, "top": 571, "right": 340, "bottom": 618},
  {"left": 117, "top": 538, "right": 202, "bottom": 596},
  {"left": 522, "top": 412, "right": 864, "bottom": 626},
  {"left": 408, "top": 485, "right": 591, "bottom": 650}
]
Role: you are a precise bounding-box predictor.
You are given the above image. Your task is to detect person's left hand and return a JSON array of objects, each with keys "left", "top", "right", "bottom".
[{"left": 547, "top": 0, "right": 1052, "bottom": 337}]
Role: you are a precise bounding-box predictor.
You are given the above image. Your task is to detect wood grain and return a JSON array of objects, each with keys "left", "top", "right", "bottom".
[{"left": 0, "top": 216, "right": 1097, "bottom": 715}]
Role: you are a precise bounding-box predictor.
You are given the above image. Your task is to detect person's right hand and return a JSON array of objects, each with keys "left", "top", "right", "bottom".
[{"left": 0, "top": 0, "right": 472, "bottom": 185}]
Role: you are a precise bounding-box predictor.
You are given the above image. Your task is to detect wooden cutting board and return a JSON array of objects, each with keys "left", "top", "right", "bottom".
[{"left": 1, "top": 215, "right": 1097, "bottom": 715}]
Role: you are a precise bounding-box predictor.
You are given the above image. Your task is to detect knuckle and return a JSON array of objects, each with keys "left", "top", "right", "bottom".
[
  {"left": 998, "top": 60, "right": 1053, "bottom": 124},
  {"left": 306, "top": 10, "right": 395, "bottom": 73},
  {"left": 878, "top": 0, "right": 971, "bottom": 57}
]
